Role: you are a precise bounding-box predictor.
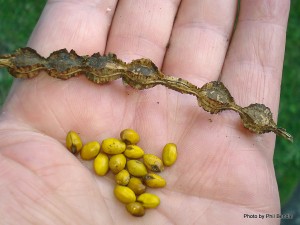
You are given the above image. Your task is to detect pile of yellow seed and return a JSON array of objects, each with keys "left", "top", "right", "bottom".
[{"left": 65, "top": 129, "right": 177, "bottom": 217}]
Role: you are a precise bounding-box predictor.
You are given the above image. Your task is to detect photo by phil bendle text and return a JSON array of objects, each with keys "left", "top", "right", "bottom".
[{"left": 244, "top": 213, "right": 293, "bottom": 220}]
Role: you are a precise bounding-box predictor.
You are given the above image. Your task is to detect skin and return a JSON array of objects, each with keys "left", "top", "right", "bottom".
[{"left": 0, "top": 0, "right": 290, "bottom": 224}]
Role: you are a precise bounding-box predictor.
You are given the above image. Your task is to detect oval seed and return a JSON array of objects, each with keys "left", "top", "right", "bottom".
[
  {"left": 126, "top": 202, "right": 145, "bottom": 217},
  {"left": 124, "top": 145, "right": 144, "bottom": 159},
  {"left": 162, "top": 143, "right": 178, "bottom": 166},
  {"left": 143, "top": 154, "right": 164, "bottom": 172},
  {"left": 109, "top": 154, "right": 127, "bottom": 174},
  {"left": 80, "top": 141, "right": 100, "bottom": 160},
  {"left": 137, "top": 193, "right": 160, "bottom": 208},
  {"left": 101, "top": 138, "right": 126, "bottom": 154},
  {"left": 127, "top": 177, "right": 146, "bottom": 195},
  {"left": 120, "top": 128, "right": 140, "bottom": 145},
  {"left": 127, "top": 160, "right": 148, "bottom": 177},
  {"left": 94, "top": 153, "right": 109, "bottom": 176},
  {"left": 143, "top": 173, "right": 166, "bottom": 188},
  {"left": 114, "top": 185, "right": 136, "bottom": 204},
  {"left": 115, "top": 169, "right": 130, "bottom": 186},
  {"left": 66, "top": 131, "right": 82, "bottom": 154}
]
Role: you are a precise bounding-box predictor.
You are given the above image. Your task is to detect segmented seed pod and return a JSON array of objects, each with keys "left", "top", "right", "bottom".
[
  {"left": 127, "top": 160, "right": 148, "bottom": 177},
  {"left": 66, "top": 131, "right": 83, "bottom": 154},
  {"left": 109, "top": 154, "right": 127, "bottom": 174},
  {"left": 127, "top": 177, "right": 146, "bottom": 195},
  {"left": 101, "top": 138, "right": 126, "bottom": 154},
  {"left": 124, "top": 145, "right": 144, "bottom": 159},
  {"left": 126, "top": 202, "right": 145, "bottom": 217},
  {"left": 115, "top": 169, "right": 130, "bottom": 186},
  {"left": 120, "top": 128, "right": 140, "bottom": 145},
  {"left": 137, "top": 193, "right": 160, "bottom": 208},
  {"left": 114, "top": 185, "right": 136, "bottom": 204},
  {"left": 94, "top": 153, "right": 109, "bottom": 176},
  {"left": 80, "top": 141, "right": 100, "bottom": 160},
  {"left": 143, "top": 173, "right": 166, "bottom": 188},
  {"left": 162, "top": 143, "right": 177, "bottom": 166},
  {"left": 143, "top": 154, "right": 164, "bottom": 172}
]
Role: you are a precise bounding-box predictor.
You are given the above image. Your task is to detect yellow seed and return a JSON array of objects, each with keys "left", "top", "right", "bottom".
[
  {"left": 114, "top": 185, "right": 136, "bottom": 204},
  {"left": 94, "top": 153, "right": 109, "bottom": 176},
  {"left": 101, "top": 138, "right": 126, "bottom": 154},
  {"left": 115, "top": 169, "right": 130, "bottom": 186},
  {"left": 143, "top": 154, "right": 164, "bottom": 172},
  {"left": 124, "top": 145, "right": 144, "bottom": 159},
  {"left": 126, "top": 202, "right": 145, "bottom": 217},
  {"left": 162, "top": 143, "right": 178, "bottom": 166},
  {"left": 80, "top": 141, "right": 100, "bottom": 160},
  {"left": 137, "top": 193, "right": 160, "bottom": 208},
  {"left": 127, "top": 177, "right": 146, "bottom": 195},
  {"left": 143, "top": 173, "right": 166, "bottom": 188},
  {"left": 120, "top": 128, "right": 140, "bottom": 145},
  {"left": 127, "top": 160, "right": 148, "bottom": 177},
  {"left": 109, "top": 154, "right": 127, "bottom": 174},
  {"left": 66, "top": 131, "right": 83, "bottom": 154}
]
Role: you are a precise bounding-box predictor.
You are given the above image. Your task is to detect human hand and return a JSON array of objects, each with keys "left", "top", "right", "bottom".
[{"left": 0, "top": 0, "right": 290, "bottom": 224}]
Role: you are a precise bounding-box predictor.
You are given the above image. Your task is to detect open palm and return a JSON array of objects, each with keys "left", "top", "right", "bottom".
[{"left": 0, "top": 1, "right": 290, "bottom": 224}]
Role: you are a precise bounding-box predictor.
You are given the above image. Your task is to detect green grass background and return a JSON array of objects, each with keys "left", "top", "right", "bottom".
[{"left": 0, "top": 0, "right": 299, "bottom": 207}]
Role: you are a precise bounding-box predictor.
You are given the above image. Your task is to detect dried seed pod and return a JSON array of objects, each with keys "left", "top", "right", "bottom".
[
  {"left": 123, "top": 58, "right": 161, "bottom": 89},
  {"left": 162, "top": 143, "right": 178, "bottom": 166},
  {"left": 127, "top": 160, "right": 148, "bottom": 177},
  {"left": 127, "top": 177, "right": 146, "bottom": 195},
  {"left": 126, "top": 202, "right": 145, "bottom": 217},
  {"left": 94, "top": 153, "right": 109, "bottom": 176},
  {"left": 239, "top": 104, "right": 293, "bottom": 142},
  {"left": 197, "top": 81, "right": 236, "bottom": 114},
  {"left": 85, "top": 53, "right": 125, "bottom": 84},
  {"left": 114, "top": 185, "right": 136, "bottom": 204},
  {"left": 124, "top": 145, "right": 144, "bottom": 159},
  {"left": 66, "top": 131, "right": 83, "bottom": 154},
  {"left": 80, "top": 141, "right": 100, "bottom": 160},
  {"left": 0, "top": 48, "right": 293, "bottom": 141},
  {"left": 109, "top": 154, "right": 127, "bottom": 174},
  {"left": 137, "top": 193, "right": 160, "bottom": 209},
  {"left": 143, "top": 154, "right": 164, "bottom": 172},
  {"left": 101, "top": 138, "right": 126, "bottom": 154},
  {"left": 0, "top": 48, "right": 46, "bottom": 78},
  {"left": 120, "top": 128, "right": 140, "bottom": 145},
  {"left": 143, "top": 173, "right": 166, "bottom": 188},
  {"left": 115, "top": 169, "right": 131, "bottom": 186}
]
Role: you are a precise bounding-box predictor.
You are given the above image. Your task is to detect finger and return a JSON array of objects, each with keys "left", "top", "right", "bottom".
[
  {"left": 103, "top": 0, "right": 180, "bottom": 147},
  {"left": 163, "top": 0, "right": 238, "bottom": 86},
  {"left": 105, "top": 0, "right": 180, "bottom": 66},
  {"left": 28, "top": 0, "right": 118, "bottom": 55},
  {"left": 221, "top": 0, "right": 290, "bottom": 115}
]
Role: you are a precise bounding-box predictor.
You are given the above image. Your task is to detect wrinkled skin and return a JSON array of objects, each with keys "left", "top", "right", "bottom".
[{"left": 0, "top": 0, "right": 290, "bottom": 224}]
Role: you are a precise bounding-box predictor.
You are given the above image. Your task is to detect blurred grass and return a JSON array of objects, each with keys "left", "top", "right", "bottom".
[
  {"left": 0, "top": 0, "right": 300, "bottom": 206},
  {"left": 275, "top": 0, "right": 300, "bottom": 205},
  {"left": 0, "top": 0, "right": 46, "bottom": 105}
]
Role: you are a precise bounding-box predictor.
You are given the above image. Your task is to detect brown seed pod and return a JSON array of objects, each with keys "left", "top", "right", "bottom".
[{"left": 0, "top": 48, "right": 292, "bottom": 142}]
